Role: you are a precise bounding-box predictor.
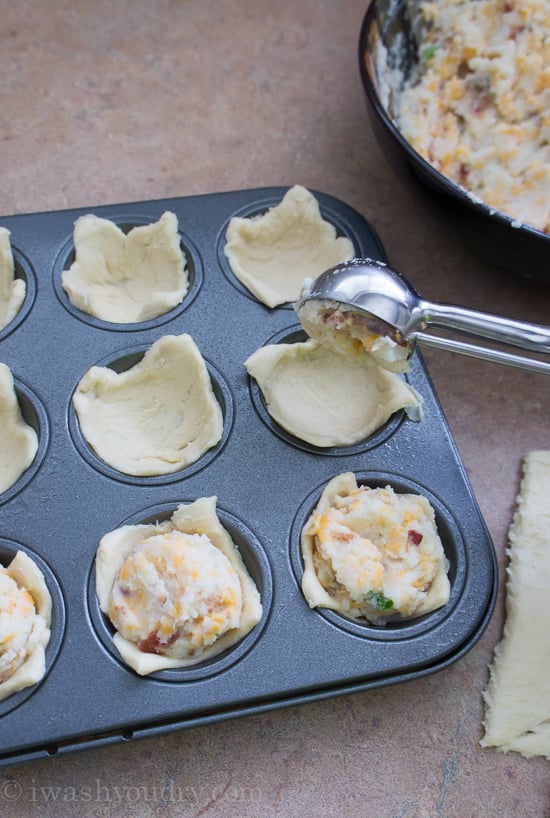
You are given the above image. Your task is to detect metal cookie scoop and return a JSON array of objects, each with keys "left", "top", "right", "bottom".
[{"left": 295, "top": 258, "right": 550, "bottom": 375}]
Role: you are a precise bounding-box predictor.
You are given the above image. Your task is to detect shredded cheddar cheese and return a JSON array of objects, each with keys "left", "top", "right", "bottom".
[
  {"left": 0, "top": 566, "right": 41, "bottom": 683},
  {"left": 302, "top": 477, "right": 450, "bottom": 625},
  {"left": 109, "top": 531, "right": 243, "bottom": 659},
  {"left": 393, "top": 0, "right": 550, "bottom": 233}
]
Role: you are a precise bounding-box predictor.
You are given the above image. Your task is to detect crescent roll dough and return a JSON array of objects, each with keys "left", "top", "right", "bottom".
[
  {"left": 224, "top": 185, "right": 354, "bottom": 308},
  {"left": 0, "top": 363, "right": 38, "bottom": 494},
  {"left": 481, "top": 450, "right": 550, "bottom": 759},
  {"left": 245, "top": 338, "right": 421, "bottom": 447},
  {"left": 0, "top": 227, "right": 26, "bottom": 332},
  {"left": 62, "top": 211, "right": 188, "bottom": 323},
  {"left": 73, "top": 334, "right": 223, "bottom": 476}
]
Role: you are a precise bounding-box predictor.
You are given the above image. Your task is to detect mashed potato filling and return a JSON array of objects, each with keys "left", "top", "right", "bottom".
[
  {"left": 301, "top": 472, "right": 450, "bottom": 625},
  {"left": 0, "top": 570, "right": 37, "bottom": 684},
  {"left": 96, "top": 497, "right": 262, "bottom": 674},
  {"left": 392, "top": 0, "right": 550, "bottom": 233},
  {"left": 109, "top": 531, "right": 243, "bottom": 658},
  {"left": 0, "top": 551, "right": 52, "bottom": 701},
  {"left": 297, "top": 295, "right": 412, "bottom": 374},
  {"left": 0, "top": 228, "right": 26, "bottom": 332}
]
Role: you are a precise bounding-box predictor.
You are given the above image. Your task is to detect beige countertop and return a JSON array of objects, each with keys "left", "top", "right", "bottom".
[{"left": 1, "top": 1, "right": 549, "bottom": 815}]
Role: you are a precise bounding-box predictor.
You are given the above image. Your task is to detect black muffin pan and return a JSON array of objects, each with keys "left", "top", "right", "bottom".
[{"left": 0, "top": 187, "right": 497, "bottom": 766}]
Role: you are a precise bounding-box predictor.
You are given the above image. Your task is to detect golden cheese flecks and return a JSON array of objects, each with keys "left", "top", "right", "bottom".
[
  {"left": 301, "top": 473, "right": 451, "bottom": 625},
  {"left": 95, "top": 496, "right": 263, "bottom": 675},
  {"left": 109, "top": 531, "right": 243, "bottom": 658},
  {"left": 392, "top": 0, "right": 550, "bottom": 234}
]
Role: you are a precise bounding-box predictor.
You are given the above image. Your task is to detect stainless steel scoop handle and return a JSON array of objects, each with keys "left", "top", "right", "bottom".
[
  {"left": 415, "top": 332, "right": 550, "bottom": 375},
  {"left": 409, "top": 299, "right": 550, "bottom": 354},
  {"left": 410, "top": 300, "right": 550, "bottom": 374}
]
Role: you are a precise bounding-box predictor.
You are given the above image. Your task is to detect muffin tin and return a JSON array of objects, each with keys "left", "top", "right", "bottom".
[{"left": 0, "top": 187, "right": 497, "bottom": 766}]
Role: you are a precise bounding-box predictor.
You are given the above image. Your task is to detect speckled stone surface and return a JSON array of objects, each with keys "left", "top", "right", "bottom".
[{"left": 1, "top": 1, "right": 549, "bottom": 816}]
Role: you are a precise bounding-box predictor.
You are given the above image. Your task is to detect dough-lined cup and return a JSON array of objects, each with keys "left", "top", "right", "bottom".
[
  {"left": 247, "top": 326, "right": 419, "bottom": 454},
  {"left": 0, "top": 239, "right": 36, "bottom": 342},
  {"left": 68, "top": 337, "right": 233, "bottom": 484},
  {"left": 0, "top": 371, "right": 49, "bottom": 504},
  {"left": 217, "top": 188, "right": 361, "bottom": 309},
  {"left": 52, "top": 215, "right": 203, "bottom": 330},
  {"left": 290, "top": 471, "right": 467, "bottom": 641},
  {"left": 87, "top": 500, "right": 273, "bottom": 682}
]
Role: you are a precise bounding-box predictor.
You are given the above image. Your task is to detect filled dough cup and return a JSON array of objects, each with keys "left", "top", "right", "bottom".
[
  {"left": 300, "top": 472, "right": 451, "bottom": 627},
  {"left": 61, "top": 211, "right": 189, "bottom": 324},
  {"left": 95, "top": 497, "right": 264, "bottom": 675},
  {"left": 0, "top": 550, "right": 52, "bottom": 702},
  {"left": 223, "top": 185, "right": 355, "bottom": 308},
  {"left": 72, "top": 334, "right": 225, "bottom": 478}
]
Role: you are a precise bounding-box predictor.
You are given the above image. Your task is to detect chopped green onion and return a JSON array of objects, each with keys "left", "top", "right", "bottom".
[
  {"left": 367, "top": 591, "right": 394, "bottom": 612},
  {"left": 421, "top": 44, "right": 438, "bottom": 61}
]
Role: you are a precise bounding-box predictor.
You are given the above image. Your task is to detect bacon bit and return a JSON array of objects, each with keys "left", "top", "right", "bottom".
[
  {"left": 334, "top": 530, "right": 355, "bottom": 543},
  {"left": 471, "top": 94, "right": 490, "bottom": 115},
  {"left": 345, "top": 310, "right": 408, "bottom": 347},
  {"left": 320, "top": 310, "right": 335, "bottom": 324},
  {"left": 458, "top": 164, "right": 469, "bottom": 186},
  {"left": 407, "top": 529, "right": 423, "bottom": 546},
  {"left": 138, "top": 629, "right": 179, "bottom": 655}
]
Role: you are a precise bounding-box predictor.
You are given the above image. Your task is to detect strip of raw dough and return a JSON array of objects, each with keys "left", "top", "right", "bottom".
[
  {"left": 0, "top": 363, "right": 38, "bottom": 494},
  {"left": 0, "top": 227, "right": 26, "bottom": 332},
  {"left": 224, "top": 185, "right": 354, "bottom": 308},
  {"left": 481, "top": 450, "right": 550, "bottom": 759}
]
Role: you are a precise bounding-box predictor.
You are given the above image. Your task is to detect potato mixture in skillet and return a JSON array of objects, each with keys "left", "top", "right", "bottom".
[{"left": 394, "top": 0, "right": 550, "bottom": 233}]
